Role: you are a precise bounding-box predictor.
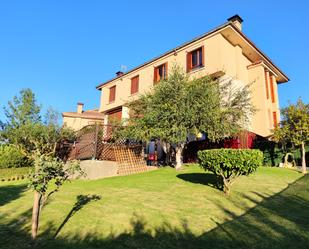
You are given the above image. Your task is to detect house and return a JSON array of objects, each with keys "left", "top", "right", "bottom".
[
  {"left": 62, "top": 103, "right": 104, "bottom": 130},
  {"left": 65, "top": 15, "right": 289, "bottom": 139}
]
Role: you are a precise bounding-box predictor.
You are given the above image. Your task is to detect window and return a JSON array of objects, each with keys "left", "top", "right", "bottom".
[
  {"left": 107, "top": 108, "right": 122, "bottom": 123},
  {"left": 187, "top": 46, "right": 204, "bottom": 72},
  {"left": 273, "top": 111, "right": 278, "bottom": 127},
  {"left": 269, "top": 74, "right": 275, "bottom": 103},
  {"left": 154, "top": 63, "right": 168, "bottom": 83},
  {"left": 131, "top": 75, "right": 139, "bottom": 94},
  {"left": 264, "top": 69, "right": 269, "bottom": 99},
  {"left": 109, "top": 86, "right": 116, "bottom": 103}
]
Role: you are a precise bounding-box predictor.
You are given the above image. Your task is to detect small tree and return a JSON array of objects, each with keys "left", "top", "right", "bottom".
[
  {"left": 28, "top": 154, "right": 81, "bottom": 239},
  {"left": 198, "top": 149, "right": 263, "bottom": 195},
  {"left": 117, "top": 65, "right": 254, "bottom": 170},
  {"left": 273, "top": 98, "right": 308, "bottom": 173},
  {"left": 1, "top": 89, "right": 82, "bottom": 239},
  {"left": 4, "top": 122, "right": 81, "bottom": 239}
]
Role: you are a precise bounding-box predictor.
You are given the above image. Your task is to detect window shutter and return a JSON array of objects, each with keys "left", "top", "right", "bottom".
[
  {"left": 109, "top": 86, "right": 116, "bottom": 102},
  {"left": 131, "top": 78, "right": 134, "bottom": 94},
  {"left": 165, "top": 62, "right": 168, "bottom": 79},
  {"left": 107, "top": 108, "right": 122, "bottom": 124},
  {"left": 130, "top": 79, "right": 134, "bottom": 94},
  {"left": 201, "top": 46, "right": 205, "bottom": 66},
  {"left": 186, "top": 52, "right": 191, "bottom": 72},
  {"left": 264, "top": 69, "right": 269, "bottom": 99},
  {"left": 131, "top": 75, "right": 139, "bottom": 94},
  {"left": 153, "top": 67, "right": 158, "bottom": 83},
  {"left": 270, "top": 74, "right": 275, "bottom": 103},
  {"left": 273, "top": 111, "right": 277, "bottom": 127}
]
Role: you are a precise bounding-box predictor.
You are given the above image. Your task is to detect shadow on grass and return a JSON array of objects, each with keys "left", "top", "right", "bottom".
[
  {"left": 54, "top": 194, "right": 101, "bottom": 238},
  {"left": 176, "top": 173, "right": 223, "bottom": 191},
  {"left": 0, "top": 183, "right": 28, "bottom": 206},
  {"left": 0, "top": 175, "right": 308, "bottom": 249}
]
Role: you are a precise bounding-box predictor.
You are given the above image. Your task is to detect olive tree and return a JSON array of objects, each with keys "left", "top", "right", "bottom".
[{"left": 117, "top": 65, "right": 254, "bottom": 170}]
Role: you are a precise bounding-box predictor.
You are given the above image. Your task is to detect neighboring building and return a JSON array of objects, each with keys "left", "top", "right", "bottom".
[
  {"left": 62, "top": 103, "right": 104, "bottom": 130},
  {"left": 95, "top": 15, "right": 289, "bottom": 138}
]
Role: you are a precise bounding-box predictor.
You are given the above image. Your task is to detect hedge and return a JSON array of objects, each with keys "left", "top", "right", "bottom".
[
  {"left": 254, "top": 140, "right": 309, "bottom": 166},
  {"left": 0, "top": 145, "right": 32, "bottom": 169}
]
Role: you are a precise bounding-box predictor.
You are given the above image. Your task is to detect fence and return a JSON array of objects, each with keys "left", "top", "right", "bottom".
[
  {"left": 68, "top": 124, "right": 143, "bottom": 161},
  {"left": 64, "top": 124, "right": 153, "bottom": 176}
]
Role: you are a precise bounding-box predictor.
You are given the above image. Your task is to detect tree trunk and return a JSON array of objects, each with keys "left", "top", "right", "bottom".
[
  {"left": 161, "top": 141, "right": 171, "bottom": 165},
  {"left": 223, "top": 179, "right": 230, "bottom": 196},
  {"left": 301, "top": 142, "right": 307, "bottom": 174},
  {"left": 223, "top": 185, "right": 230, "bottom": 196},
  {"left": 175, "top": 145, "right": 183, "bottom": 170},
  {"left": 31, "top": 191, "right": 42, "bottom": 240}
]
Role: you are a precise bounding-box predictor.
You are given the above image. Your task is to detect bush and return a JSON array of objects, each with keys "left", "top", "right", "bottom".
[
  {"left": 254, "top": 140, "right": 309, "bottom": 166},
  {"left": 0, "top": 145, "right": 31, "bottom": 168},
  {"left": 198, "top": 149, "right": 263, "bottom": 195}
]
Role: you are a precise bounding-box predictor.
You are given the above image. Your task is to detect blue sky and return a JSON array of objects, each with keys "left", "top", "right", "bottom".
[{"left": 0, "top": 0, "right": 308, "bottom": 122}]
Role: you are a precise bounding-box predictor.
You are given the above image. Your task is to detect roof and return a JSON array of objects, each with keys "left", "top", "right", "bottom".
[
  {"left": 62, "top": 109, "right": 104, "bottom": 120},
  {"left": 96, "top": 16, "right": 289, "bottom": 89}
]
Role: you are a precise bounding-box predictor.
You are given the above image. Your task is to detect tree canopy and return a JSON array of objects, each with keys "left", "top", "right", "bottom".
[
  {"left": 3, "top": 88, "right": 41, "bottom": 128},
  {"left": 117, "top": 65, "right": 254, "bottom": 169},
  {"left": 273, "top": 98, "right": 309, "bottom": 173}
]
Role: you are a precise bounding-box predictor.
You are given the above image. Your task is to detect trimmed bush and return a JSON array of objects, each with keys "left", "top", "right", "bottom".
[
  {"left": 0, "top": 145, "right": 31, "bottom": 168},
  {"left": 198, "top": 149, "right": 263, "bottom": 195}
]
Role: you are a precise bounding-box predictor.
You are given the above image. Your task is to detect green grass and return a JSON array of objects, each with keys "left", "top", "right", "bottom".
[
  {"left": 0, "top": 165, "right": 308, "bottom": 249},
  {"left": 0, "top": 167, "right": 31, "bottom": 181}
]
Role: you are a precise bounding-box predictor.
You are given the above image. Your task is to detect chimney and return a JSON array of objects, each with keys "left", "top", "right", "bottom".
[
  {"left": 227, "top": 14, "right": 243, "bottom": 31},
  {"left": 116, "top": 71, "right": 124, "bottom": 77},
  {"left": 77, "top": 102, "right": 84, "bottom": 114}
]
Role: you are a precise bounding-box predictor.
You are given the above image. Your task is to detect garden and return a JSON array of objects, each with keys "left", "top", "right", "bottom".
[{"left": 0, "top": 68, "right": 308, "bottom": 248}]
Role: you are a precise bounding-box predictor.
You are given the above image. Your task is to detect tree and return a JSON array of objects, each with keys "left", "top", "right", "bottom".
[
  {"left": 3, "top": 88, "right": 41, "bottom": 128},
  {"left": 0, "top": 120, "right": 4, "bottom": 131},
  {"left": 28, "top": 155, "right": 81, "bottom": 239},
  {"left": 3, "top": 121, "right": 81, "bottom": 239},
  {"left": 1, "top": 89, "right": 82, "bottom": 239},
  {"left": 44, "top": 107, "right": 60, "bottom": 126},
  {"left": 117, "top": 65, "right": 254, "bottom": 170},
  {"left": 273, "top": 98, "right": 309, "bottom": 173}
]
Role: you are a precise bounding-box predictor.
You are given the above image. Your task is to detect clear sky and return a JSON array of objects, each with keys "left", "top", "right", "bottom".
[{"left": 0, "top": 0, "right": 308, "bottom": 122}]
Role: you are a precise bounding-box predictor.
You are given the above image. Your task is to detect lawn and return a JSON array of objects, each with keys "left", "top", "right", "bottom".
[{"left": 0, "top": 165, "right": 308, "bottom": 249}]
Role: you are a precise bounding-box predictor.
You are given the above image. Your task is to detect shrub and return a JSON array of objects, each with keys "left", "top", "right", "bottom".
[
  {"left": 0, "top": 145, "right": 32, "bottom": 168},
  {"left": 198, "top": 149, "right": 263, "bottom": 195},
  {"left": 254, "top": 140, "right": 309, "bottom": 166}
]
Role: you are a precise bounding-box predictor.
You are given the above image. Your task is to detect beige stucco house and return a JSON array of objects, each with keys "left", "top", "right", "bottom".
[
  {"left": 65, "top": 15, "right": 289, "bottom": 138},
  {"left": 62, "top": 103, "right": 104, "bottom": 130}
]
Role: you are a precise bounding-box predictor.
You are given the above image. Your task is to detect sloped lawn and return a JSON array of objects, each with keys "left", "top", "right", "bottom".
[{"left": 0, "top": 165, "right": 308, "bottom": 249}]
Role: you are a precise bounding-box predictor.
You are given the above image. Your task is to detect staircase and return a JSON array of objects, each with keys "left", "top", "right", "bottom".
[{"left": 113, "top": 145, "right": 156, "bottom": 176}]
